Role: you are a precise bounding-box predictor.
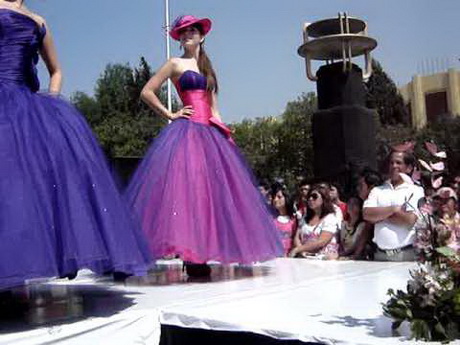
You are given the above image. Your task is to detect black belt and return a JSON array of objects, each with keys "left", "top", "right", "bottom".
[{"left": 376, "top": 245, "right": 413, "bottom": 256}]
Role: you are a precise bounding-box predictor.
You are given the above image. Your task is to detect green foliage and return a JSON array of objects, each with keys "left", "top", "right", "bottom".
[
  {"left": 384, "top": 285, "right": 460, "bottom": 342},
  {"left": 374, "top": 117, "right": 460, "bottom": 177},
  {"left": 417, "top": 117, "right": 460, "bottom": 175},
  {"left": 231, "top": 92, "right": 316, "bottom": 189},
  {"left": 71, "top": 91, "right": 100, "bottom": 127},
  {"left": 71, "top": 57, "right": 178, "bottom": 157},
  {"left": 232, "top": 116, "right": 280, "bottom": 179},
  {"left": 366, "top": 59, "right": 410, "bottom": 125},
  {"left": 436, "top": 247, "right": 460, "bottom": 261},
  {"left": 277, "top": 93, "right": 316, "bottom": 182}
]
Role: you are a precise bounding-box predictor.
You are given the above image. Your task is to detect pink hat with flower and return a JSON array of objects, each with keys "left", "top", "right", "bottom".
[{"left": 169, "top": 15, "right": 212, "bottom": 41}]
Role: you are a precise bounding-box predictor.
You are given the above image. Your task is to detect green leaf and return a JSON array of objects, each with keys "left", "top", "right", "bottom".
[
  {"left": 436, "top": 246, "right": 460, "bottom": 260},
  {"left": 406, "top": 308, "right": 413, "bottom": 319},
  {"left": 410, "top": 319, "right": 431, "bottom": 341},
  {"left": 434, "top": 322, "right": 448, "bottom": 339}
]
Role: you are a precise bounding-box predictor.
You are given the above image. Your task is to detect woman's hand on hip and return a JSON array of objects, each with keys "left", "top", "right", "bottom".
[{"left": 169, "top": 106, "right": 194, "bottom": 120}]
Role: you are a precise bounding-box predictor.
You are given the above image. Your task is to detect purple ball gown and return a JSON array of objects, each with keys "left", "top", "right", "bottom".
[
  {"left": 126, "top": 70, "right": 283, "bottom": 264},
  {"left": 0, "top": 9, "right": 151, "bottom": 290}
]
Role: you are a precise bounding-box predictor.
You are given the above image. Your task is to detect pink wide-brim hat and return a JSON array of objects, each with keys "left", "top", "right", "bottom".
[{"left": 169, "top": 15, "right": 212, "bottom": 41}]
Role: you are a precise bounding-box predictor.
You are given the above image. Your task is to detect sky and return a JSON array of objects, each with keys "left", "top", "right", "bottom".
[{"left": 31, "top": 0, "right": 460, "bottom": 123}]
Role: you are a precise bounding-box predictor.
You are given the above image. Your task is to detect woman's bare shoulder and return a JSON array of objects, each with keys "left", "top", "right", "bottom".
[{"left": 22, "top": 8, "right": 46, "bottom": 27}]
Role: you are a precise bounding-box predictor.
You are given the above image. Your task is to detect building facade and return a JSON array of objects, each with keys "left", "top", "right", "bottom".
[{"left": 399, "top": 69, "right": 460, "bottom": 129}]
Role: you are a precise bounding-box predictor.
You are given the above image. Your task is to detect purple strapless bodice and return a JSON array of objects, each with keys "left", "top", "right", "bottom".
[
  {"left": 0, "top": 9, "right": 45, "bottom": 92},
  {"left": 175, "top": 70, "right": 213, "bottom": 125}
]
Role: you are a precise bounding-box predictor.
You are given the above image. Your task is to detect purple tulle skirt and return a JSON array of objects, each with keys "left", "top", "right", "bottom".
[
  {"left": 0, "top": 82, "right": 151, "bottom": 290},
  {"left": 126, "top": 118, "right": 283, "bottom": 264}
]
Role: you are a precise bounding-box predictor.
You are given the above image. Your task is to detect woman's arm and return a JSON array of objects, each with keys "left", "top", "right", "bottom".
[
  {"left": 290, "top": 231, "right": 334, "bottom": 256},
  {"left": 342, "top": 222, "right": 367, "bottom": 258},
  {"left": 209, "top": 91, "right": 222, "bottom": 121},
  {"left": 292, "top": 217, "right": 304, "bottom": 248},
  {"left": 292, "top": 219, "right": 302, "bottom": 248},
  {"left": 349, "top": 222, "right": 373, "bottom": 259},
  {"left": 38, "top": 21, "right": 62, "bottom": 94},
  {"left": 141, "top": 59, "right": 193, "bottom": 120}
]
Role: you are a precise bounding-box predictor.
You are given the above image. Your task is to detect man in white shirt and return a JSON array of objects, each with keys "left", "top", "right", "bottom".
[{"left": 363, "top": 151, "right": 424, "bottom": 261}]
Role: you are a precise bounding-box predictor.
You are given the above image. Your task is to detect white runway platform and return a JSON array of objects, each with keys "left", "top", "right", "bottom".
[{"left": 1, "top": 259, "right": 447, "bottom": 345}]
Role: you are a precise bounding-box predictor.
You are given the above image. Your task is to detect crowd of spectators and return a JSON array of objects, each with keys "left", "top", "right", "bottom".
[{"left": 262, "top": 150, "right": 460, "bottom": 262}]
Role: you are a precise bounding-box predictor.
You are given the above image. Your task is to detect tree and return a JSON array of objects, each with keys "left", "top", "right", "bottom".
[
  {"left": 276, "top": 92, "right": 316, "bottom": 184},
  {"left": 366, "top": 59, "right": 410, "bottom": 125},
  {"left": 72, "top": 58, "right": 179, "bottom": 157},
  {"left": 231, "top": 92, "right": 317, "bottom": 189},
  {"left": 373, "top": 115, "right": 460, "bottom": 179},
  {"left": 71, "top": 91, "right": 100, "bottom": 127},
  {"left": 232, "top": 116, "right": 280, "bottom": 180},
  {"left": 417, "top": 116, "right": 460, "bottom": 175}
]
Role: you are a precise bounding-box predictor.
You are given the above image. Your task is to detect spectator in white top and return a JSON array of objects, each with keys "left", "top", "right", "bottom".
[
  {"left": 363, "top": 151, "right": 424, "bottom": 261},
  {"left": 290, "top": 184, "right": 340, "bottom": 259}
]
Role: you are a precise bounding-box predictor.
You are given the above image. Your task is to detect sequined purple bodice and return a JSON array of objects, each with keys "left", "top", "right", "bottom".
[{"left": 0, "top": 9, "right": 46, "bottom": 92}]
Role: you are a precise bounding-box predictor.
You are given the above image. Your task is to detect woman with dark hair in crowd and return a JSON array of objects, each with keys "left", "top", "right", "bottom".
[
  {"left": 270, "top": 184, "right": 297, "bottom": 256},
  {"left": 339, "top": 197, "right": 366, "bottom": 258},
  {"left": 350, "top": 168, "right": 384, "bottom": 260},
  {"left": 317, "top": 181, "right": 344, "bottom": 223},
  {"left": 289, "top": 184, "right": 340, "bottom": 259},
  {"left": 358, "top": 168, "right": 383, "bottom": 201},
  {"left": 433, "top": 187, "right": 460, "bottom": 251},
  {"left": 330, "top": 182, "right": 347, "bottom": 219},
  {"left": 258, "top": 180, "right": 272, "bottom": 205}
]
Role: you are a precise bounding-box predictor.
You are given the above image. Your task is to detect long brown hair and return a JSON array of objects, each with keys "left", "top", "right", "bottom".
[
  {"left": 305, "top": 184, "right": 335, "bottom": 222},
  {"left": 194, "top": 24, "right": 218, "bottom": 93}
]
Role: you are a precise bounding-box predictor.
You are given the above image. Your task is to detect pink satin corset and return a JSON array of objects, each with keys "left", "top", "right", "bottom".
[
  {"left": 174, "top": 70, "right": 213, "bottom": 125},
  {"left": 173, "top": 70, "right": 233, "bottom": 141}
]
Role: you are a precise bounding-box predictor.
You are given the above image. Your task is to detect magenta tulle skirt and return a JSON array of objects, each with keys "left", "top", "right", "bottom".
[{"left": 126, "top": 118, "right": 283, "bottom": 264}]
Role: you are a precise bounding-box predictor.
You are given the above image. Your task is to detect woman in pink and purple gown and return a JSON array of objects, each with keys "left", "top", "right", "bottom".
[
  {"left": 0, "top": 0, "right": 151, "bottom": 289},
  {"left": 126, "top": 15, "right": 282, "bottom": 275}
]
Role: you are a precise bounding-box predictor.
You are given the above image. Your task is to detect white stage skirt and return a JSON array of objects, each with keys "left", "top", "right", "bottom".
[{"left": 0, "top": 259, "right": 439, "bottom": 345}]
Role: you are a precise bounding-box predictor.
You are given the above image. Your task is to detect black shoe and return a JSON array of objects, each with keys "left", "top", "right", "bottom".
[
  {"left": 112, "top": 271, "right": 131, "bottom": 282},
  {"left": 60, "top": 271, "right": 78, "bottom": 280},
  {"left": 183, "top": 262, "right": 211, "bottom": 277}
]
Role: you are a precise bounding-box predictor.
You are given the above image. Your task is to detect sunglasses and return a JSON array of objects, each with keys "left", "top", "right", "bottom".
[{"left": 308, "top": 192, "right": 321, "bottom": 201}]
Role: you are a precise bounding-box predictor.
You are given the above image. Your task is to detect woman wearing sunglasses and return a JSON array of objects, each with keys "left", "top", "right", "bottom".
[{"left": 289, "top": 184, "right": 340, "bottom": 259}]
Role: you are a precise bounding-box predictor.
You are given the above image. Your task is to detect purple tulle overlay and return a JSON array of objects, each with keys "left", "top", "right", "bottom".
[
  {"left": 0, "top": 84, "right": 151, "bottom": 290},
  {"left": 126, "top": 118, "right": 283, "bottom": 264}
]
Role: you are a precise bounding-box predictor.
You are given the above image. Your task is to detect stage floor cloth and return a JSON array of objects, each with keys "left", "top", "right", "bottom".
[{"left": 0, "top": 259, "right": 448, "bottom": 345}]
